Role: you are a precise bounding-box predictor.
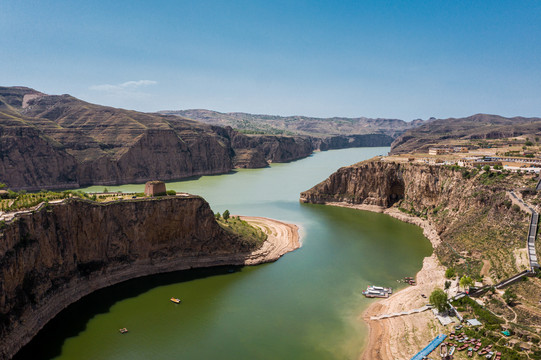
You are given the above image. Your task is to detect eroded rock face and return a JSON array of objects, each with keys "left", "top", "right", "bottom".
[
  {"left": 0, "top": 197, "right": 258, "bottom": 360},
  {"left": 0, "top": 126, "right": 79, "bottom": 190},
  {"left": 0, "top": 87, "right": 315, "bottom": 190},
  {"left": 0, "top": 87, "right": 397, "bottom": 190},
  {"left": 300, "top": 160, "right": 464, "bottom": 209}
]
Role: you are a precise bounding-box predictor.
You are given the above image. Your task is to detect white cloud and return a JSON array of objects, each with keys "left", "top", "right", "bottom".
[{"left": 89, "top": 80, "right": 157, "bottom": 96}]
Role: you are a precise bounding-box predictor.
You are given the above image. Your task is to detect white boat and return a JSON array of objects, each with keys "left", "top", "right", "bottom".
[{"left": 367, "top": 285, "right": 393, "bottom": 294}]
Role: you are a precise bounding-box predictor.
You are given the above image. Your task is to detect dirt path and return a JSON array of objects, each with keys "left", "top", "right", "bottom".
[{"left": 480, "top": 260, "right": 494, "bottom": 285}]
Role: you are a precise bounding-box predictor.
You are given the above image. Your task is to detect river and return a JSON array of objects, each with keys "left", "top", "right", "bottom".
[{"left": 16, "top": 147, "right": 432, "bottom": 360}]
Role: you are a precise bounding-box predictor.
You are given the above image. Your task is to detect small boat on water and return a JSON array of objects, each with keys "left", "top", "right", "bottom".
[
  {"left": 362, "top": 285, "right": 392, "bottom": 298},
  {"left": 170, "top": 297, "right": 181, "bottom": 304},
  {"left": 367, "top": 285, "right": 392, "bottom": 294},
  {"left": 119, "top": 328, "right": 128, "bottom": 334}
]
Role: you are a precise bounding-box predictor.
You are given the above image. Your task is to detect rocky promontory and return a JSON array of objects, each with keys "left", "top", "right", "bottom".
[
  {"left": 0, "top": 196, "right": 298, "bottom": 360},
  {"left": 300, "top": 159, "right": 535, "bottom": 283}
]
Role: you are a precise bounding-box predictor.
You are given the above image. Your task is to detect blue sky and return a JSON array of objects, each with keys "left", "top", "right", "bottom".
[{"left": 1, "top": 0, "right": 540, "bottom": 120}]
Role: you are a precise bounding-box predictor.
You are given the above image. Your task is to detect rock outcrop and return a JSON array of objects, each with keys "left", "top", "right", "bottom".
[
  {"left": 0, "top": 196, "right": 268, "bottom": 360},
  {"left": 300, "top": 160, "right": 462, "bottom": 208},
  {"left": 300, "top": 159, "right": 532, "bottom": 285},
  {"left": 1, "top": 86, "right": 394, "bottom": 190}
]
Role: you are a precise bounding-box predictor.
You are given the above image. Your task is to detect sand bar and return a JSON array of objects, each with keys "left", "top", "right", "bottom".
[{"left": 240, "top": 216, "right": 301, "bottom": 264}]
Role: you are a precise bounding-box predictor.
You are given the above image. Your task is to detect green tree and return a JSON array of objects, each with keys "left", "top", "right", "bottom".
[
  {"left": 482, "top": 165, "right": 490, "bottom": 172},
  {"left": 460, "top": 275, "right": 474, "bottom": 291},
  {"left": 215, "top": 212, "right": 221, "bottom": 220},
  {"left": 503, "top": 289, "right": 517, "bottom": 305},
  {"left": 223, "top": 210, "right": 230, "bottom": 221},
  {"left": 444, "top": 281, "right": 451, "bottom": 290},
  {"left": 103, "top": 187, "right": 109, "bottom": 193},
  {"left": 0, "top": 183, "right": 6, "bottom": 189},
  {"left": 429, "top": 288, "right": 450, "bottom": 313},
  {"left": 525, "top": 141, "right": 533, "bottom": 146},
  {"left": 445, "top": 267, "right": 456, "bottom": 279}
]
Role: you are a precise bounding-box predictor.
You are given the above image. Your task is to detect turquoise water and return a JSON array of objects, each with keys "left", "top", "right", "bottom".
[{"left": 16, "top": 147, "right": 432, "bottom": 360}]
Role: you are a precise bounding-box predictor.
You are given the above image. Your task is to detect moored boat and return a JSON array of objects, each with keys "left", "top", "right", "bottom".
[
  {"left": 367, "top": 285, "right": 393, "bottom": 294},
  {"left": 362, "top": 289, "right": 389, "bottom": 298},
  {"left": 170, "top": 297, "right": 181, "bottom": 304}
]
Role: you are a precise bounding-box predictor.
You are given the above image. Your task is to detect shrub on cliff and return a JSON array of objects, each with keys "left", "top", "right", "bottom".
[{"left": 445, "top": 267, "right": 456, "bottom": 279}]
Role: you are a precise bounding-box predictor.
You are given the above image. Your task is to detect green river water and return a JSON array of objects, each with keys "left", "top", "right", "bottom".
[{"left": 16, "top": 147, "right": 432, "bottom": 360}]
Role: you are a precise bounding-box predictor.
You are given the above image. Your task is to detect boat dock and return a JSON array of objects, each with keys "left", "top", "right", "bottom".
[{"left": 410, "top": 334, "right": 447, "bottom": 360}]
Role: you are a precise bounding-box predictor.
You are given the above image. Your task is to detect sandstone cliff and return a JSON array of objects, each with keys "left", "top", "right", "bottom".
[
  {"left": 301, "top": 160, "right": 532, "bottom": 283},
  {"left": 0, "top": 87, "right": 336, "bottom": 190},
  {"left": 0, "top": 196, "right": 264, "bottom": 360}
]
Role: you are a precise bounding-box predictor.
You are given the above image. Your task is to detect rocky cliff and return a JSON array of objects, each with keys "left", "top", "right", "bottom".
[
  {"left": 300, "top": 160, "right": 465, "bottom": 208},
  {"left": 2, "top": 86, "right": 361, "bottom": 190},
  {"left": 0, "top": 196, "right": 263, "bottom": 360},
  {"left": 301, "top": 160, "right": 533, "bottom": 283}
]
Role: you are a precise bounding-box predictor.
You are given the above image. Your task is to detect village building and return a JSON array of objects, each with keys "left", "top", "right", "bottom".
[{"left": 428, "top": 148, "right": 450, "bottom": 156}]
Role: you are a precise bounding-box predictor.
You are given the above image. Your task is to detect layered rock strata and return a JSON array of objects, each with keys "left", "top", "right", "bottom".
[
  {"left": 0, "top": 196, "right": 294, "bottom": 360},
  {"left": 0, "top": 87, "right": 394, "bottom": 191}
]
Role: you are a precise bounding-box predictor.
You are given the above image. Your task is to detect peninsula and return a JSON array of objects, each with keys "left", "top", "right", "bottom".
[{"left": 0, "top": 194, "right": 299, "bottom": 360}]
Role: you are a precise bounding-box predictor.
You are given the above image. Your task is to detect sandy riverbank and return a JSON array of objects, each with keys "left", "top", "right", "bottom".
[
  {"left": 240, "top": 216, "right": 301, "bottom": 264},
  {"left": 322, "top": 202, "right": 447, "bottom": 359}
]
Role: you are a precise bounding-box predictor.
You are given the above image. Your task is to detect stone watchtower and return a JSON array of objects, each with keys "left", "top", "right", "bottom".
[{"left": 144, "top": 180, "right": 166, "bottom": 196}]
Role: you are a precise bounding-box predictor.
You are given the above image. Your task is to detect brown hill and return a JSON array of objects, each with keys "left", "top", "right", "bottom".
[
  {"left": 390, "top": 114, "right": 541, "bottom": 154},
  {"left": 159, "top": 109, "right": 424, "bottom": 138},
  {"left": 0, "top": 87, "right": 329, "bottom": 190},
  {"left": 1, "top": 87, "right": 400, "bottom": 190}
]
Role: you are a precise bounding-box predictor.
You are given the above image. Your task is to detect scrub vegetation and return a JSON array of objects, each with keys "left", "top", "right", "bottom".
[{"left": 216, "top": 212, "right": 268, "bottom": 245}]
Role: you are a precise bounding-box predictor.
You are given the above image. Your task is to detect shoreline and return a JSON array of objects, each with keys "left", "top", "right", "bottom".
[
  {"left": 5, "top": 213, "right": 300, "bottom": 360},
  {"left": 240, "top": 216, "right": 301, "bottom": 264},
  {"left": 321, "top": 202, "right": 446, "bottom": 360}
]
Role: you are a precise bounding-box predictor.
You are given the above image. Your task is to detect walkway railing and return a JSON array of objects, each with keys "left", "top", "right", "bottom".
[{"left": 509, "top": 191, "right": 540, "bottom": 270}]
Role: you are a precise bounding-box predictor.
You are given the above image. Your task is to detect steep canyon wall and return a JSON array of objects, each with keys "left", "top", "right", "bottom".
[{"left": 0, "top": 196, "right": 260, "bottom": 359}]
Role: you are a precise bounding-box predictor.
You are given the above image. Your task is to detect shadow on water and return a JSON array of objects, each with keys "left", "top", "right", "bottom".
[
  {"left": 164, "top": 170, "right": 240, "bottom": 184},
  {"left": 13, "top": 265, "right": 244, "bottom": 360}
]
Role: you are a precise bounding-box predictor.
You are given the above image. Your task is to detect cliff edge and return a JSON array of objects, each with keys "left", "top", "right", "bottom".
[{"left": 0, "top": 196, "right": 298, "bottom": 359}]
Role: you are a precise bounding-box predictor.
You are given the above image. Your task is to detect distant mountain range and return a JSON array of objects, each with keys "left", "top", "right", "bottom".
[
  {"left": 159, "top": 109, "right": 425, "bottom": 138},
  {"left": 390, "top": 113, "right": 541, "bottom": 154}
]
